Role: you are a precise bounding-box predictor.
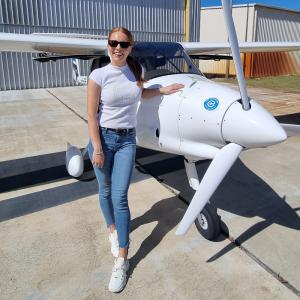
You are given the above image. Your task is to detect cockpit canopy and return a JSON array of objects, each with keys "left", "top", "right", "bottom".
[
  {"left": 90, "top": 42, "right": 202, "bottom": 80},
  {"left": 132, "top": 42, "right": 202, "bottom": 80}
]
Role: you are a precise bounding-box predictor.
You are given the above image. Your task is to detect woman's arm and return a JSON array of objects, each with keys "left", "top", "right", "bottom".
[
  {"left": 142, "top": 83, "right": 184, "bottom": 99},
  {"left": 87, "top": 79, "right": 104, "bottom": 168}
]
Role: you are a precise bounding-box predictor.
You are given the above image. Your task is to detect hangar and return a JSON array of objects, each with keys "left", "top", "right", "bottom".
[
  {"left": 199, "top": 4, "right": 300, "bottom": 78},
  {"left": 1, "top": 1, "right": 299, "bottom": 89},
  {"left": 0, "top": 0, "right": 200, "bottom": 90}
]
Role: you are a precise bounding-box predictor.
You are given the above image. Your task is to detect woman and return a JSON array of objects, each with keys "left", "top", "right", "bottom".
[{"left": 87, "top": 27, "right": 184, "bottom": 293}]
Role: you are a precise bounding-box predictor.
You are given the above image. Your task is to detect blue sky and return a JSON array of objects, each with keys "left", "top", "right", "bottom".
[{"left": 201, "top": 0, "right": 300, "bottom": 11}]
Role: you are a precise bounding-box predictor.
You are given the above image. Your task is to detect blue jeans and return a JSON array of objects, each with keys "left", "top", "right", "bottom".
[{"left": 88, "top": 127, "right": 136, "bottom": 248}]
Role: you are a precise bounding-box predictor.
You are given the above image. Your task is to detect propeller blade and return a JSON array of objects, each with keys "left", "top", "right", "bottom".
[
  {"left": 221, "top": 0, "right": 250, "bottom": 111},
  {"left": 176, "top": 143, "right": 243, "bottom": 235},
  {"left": 281, "top": 123, "right": 300, "bottom": 136}
]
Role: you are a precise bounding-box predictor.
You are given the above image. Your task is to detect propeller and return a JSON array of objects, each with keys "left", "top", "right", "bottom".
[
  {"left": 221, "top": 0, "right": 250, "bottom": 111},
  {"left": 176, "top": 143, "right": 243, "bottom": 235},
  {"left": 176, "top": 1, "right": 297, "bottom": 236},
  {"left": 176, "top": 0, "right": 250, "bottom": 235},
  {"left": 280, "top": 123, "right": 300, "bottom": 137},
  {"left": 221, "top": 0, "right": 299, "bottom": 138}
]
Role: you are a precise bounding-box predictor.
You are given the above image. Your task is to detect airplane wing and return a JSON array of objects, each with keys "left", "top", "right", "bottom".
[
  {"left": 180, "top": 41, "right": 300, "bottom": 55},
  {"left": 0, "top": 32, "right": 107, "bottom": 55},
  {"left": 1, "top": 33, "right": 300, "bottom": 55}
]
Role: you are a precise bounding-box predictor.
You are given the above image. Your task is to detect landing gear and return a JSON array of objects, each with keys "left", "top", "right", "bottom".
[
  {"left": 195, "top": 203, "right": 221, "bottom": 240},
  {"left": 184, "top": 159, "right": 221, "bottom": 240}
]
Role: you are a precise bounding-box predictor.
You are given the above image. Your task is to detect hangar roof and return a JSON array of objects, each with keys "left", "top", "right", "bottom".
[{"left": 201, "top": 3, "right": 300, "bottom": 14}]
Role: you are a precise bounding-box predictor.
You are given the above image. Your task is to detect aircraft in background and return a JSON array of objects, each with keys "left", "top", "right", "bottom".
[{"left": 1, "top": 0, "right": 300, "bottom": 241}]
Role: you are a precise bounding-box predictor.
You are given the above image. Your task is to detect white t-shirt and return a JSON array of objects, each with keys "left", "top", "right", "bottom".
[{"left": 89, "top": 63, "right": 142, "bottom": 129}]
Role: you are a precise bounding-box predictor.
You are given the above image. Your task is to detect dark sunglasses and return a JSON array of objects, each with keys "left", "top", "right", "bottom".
[{"left": 108, "top": 40, "right": 131, "bottom": 49}]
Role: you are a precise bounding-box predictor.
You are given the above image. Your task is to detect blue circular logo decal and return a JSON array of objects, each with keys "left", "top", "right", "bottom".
[{"left": 204, "top": 98, "right": 219, "bottom": 111}]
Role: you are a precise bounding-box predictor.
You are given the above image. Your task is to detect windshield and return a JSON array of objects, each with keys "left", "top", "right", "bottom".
[{"left": 132, "top": 42, "right": 202, "bottom": 80}]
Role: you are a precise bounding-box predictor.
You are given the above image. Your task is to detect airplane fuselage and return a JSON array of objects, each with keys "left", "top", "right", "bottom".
[{"left": 136, "top": 73, "right": 287, "bottom": 160}]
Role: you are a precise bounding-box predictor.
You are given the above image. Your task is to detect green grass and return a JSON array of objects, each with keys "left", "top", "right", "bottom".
[{"left": 213, "top": 74, "right": 300, "bottom": 93}]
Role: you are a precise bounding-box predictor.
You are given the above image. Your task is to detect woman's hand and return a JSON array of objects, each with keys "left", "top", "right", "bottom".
[
  {"left": 92, "top": 152, "right": 104, "bottom": 168},
  {"left": 141, "top": 83, "right": 184, "bottom": 99},
  {"left": 159, "top": 83, "right": 184, "bottom": 95}
]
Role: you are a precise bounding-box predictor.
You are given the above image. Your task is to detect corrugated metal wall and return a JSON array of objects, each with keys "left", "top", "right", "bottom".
[
  {"left": 0, "top": 0, "right": 200, "bottom": 90},
  {"left": 198, "top": 4, "right": 300, "bottom": 78},
  {"left": 188, "top": 0, "right": 201, "bottom": 42},
  {"left": 249, "top": 5, "right": 300, "bottom": 77},
  {"left": 198, "top": 5, "right": 255, "bottom": 77}
]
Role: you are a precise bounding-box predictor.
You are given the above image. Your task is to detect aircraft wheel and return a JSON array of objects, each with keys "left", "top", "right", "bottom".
[{"left": 195, "top": 204, "right": 221, "bottom": 240}]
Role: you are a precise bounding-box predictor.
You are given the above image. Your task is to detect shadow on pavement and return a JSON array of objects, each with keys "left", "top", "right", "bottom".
[
  {"left": 275, "top": 112, "right": 300, "bottom": 124},
  {"left": 0, "top": 151, "right": 94, "bottom": 193},
  {"left": 1, "top": 115, "right": 299, "bottom": 262},
  {"left": 136, "top": 146, "right": 300, "bottom": 262},
  {"left": 0, "top": 180, "right": 98, "bottom": 222},
  {"left": 129, "top": 196, "right": 184, "bottom": 277}
]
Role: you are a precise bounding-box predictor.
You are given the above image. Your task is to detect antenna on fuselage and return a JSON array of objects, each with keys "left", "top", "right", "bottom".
[{"left": 221, "top": 0, "right": 250, "bottom": 111}]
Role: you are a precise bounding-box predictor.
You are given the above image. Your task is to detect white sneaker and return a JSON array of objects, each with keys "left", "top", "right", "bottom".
[
  {"left": 108, "top": 257, "right": 130, "bottom": 293},
  {"left": 108, "top": 230, "right": 119, "bottom": 258}
]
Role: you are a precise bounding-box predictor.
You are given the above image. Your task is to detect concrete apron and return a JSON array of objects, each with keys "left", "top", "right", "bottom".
[
  {"left": 0, "top": 87, "right": 298, "bottom": 299},
  {"left": 210, "top": 82, "right": 300, "bottom": 291}
]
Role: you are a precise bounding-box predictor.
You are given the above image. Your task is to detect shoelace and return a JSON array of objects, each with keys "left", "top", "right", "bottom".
[{"left": 112, "top": 264, "right": 126, "bottom": 278}]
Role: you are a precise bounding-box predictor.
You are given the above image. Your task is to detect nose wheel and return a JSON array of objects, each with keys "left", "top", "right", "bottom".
[
  {"left": 184, "top": 159, "right": 221, "bottom": 240},
  {"left": 194, "top": 203, "right": 221, "bottom": 240}
]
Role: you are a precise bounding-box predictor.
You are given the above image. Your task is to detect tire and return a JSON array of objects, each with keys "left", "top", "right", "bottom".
[{"left": 194, "top": 204, "right": 221, "bottom": 240}]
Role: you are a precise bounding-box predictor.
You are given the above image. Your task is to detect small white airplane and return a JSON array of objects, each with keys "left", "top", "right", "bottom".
[{"left": 1, "top": 0, "right": 300, "bottom": 240}]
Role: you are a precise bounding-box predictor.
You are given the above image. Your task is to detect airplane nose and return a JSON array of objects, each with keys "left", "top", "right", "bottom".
[{"left": 222, "top": 100, "right": 287, "bottom": 148}]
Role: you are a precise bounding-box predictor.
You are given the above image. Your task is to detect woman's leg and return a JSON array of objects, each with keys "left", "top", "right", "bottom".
[
  {"left": 111, "top": 135, "right": 136, "bottom": 257},
  {"left": 88, "top": 140, "right": 115, "bottom": 228}
]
